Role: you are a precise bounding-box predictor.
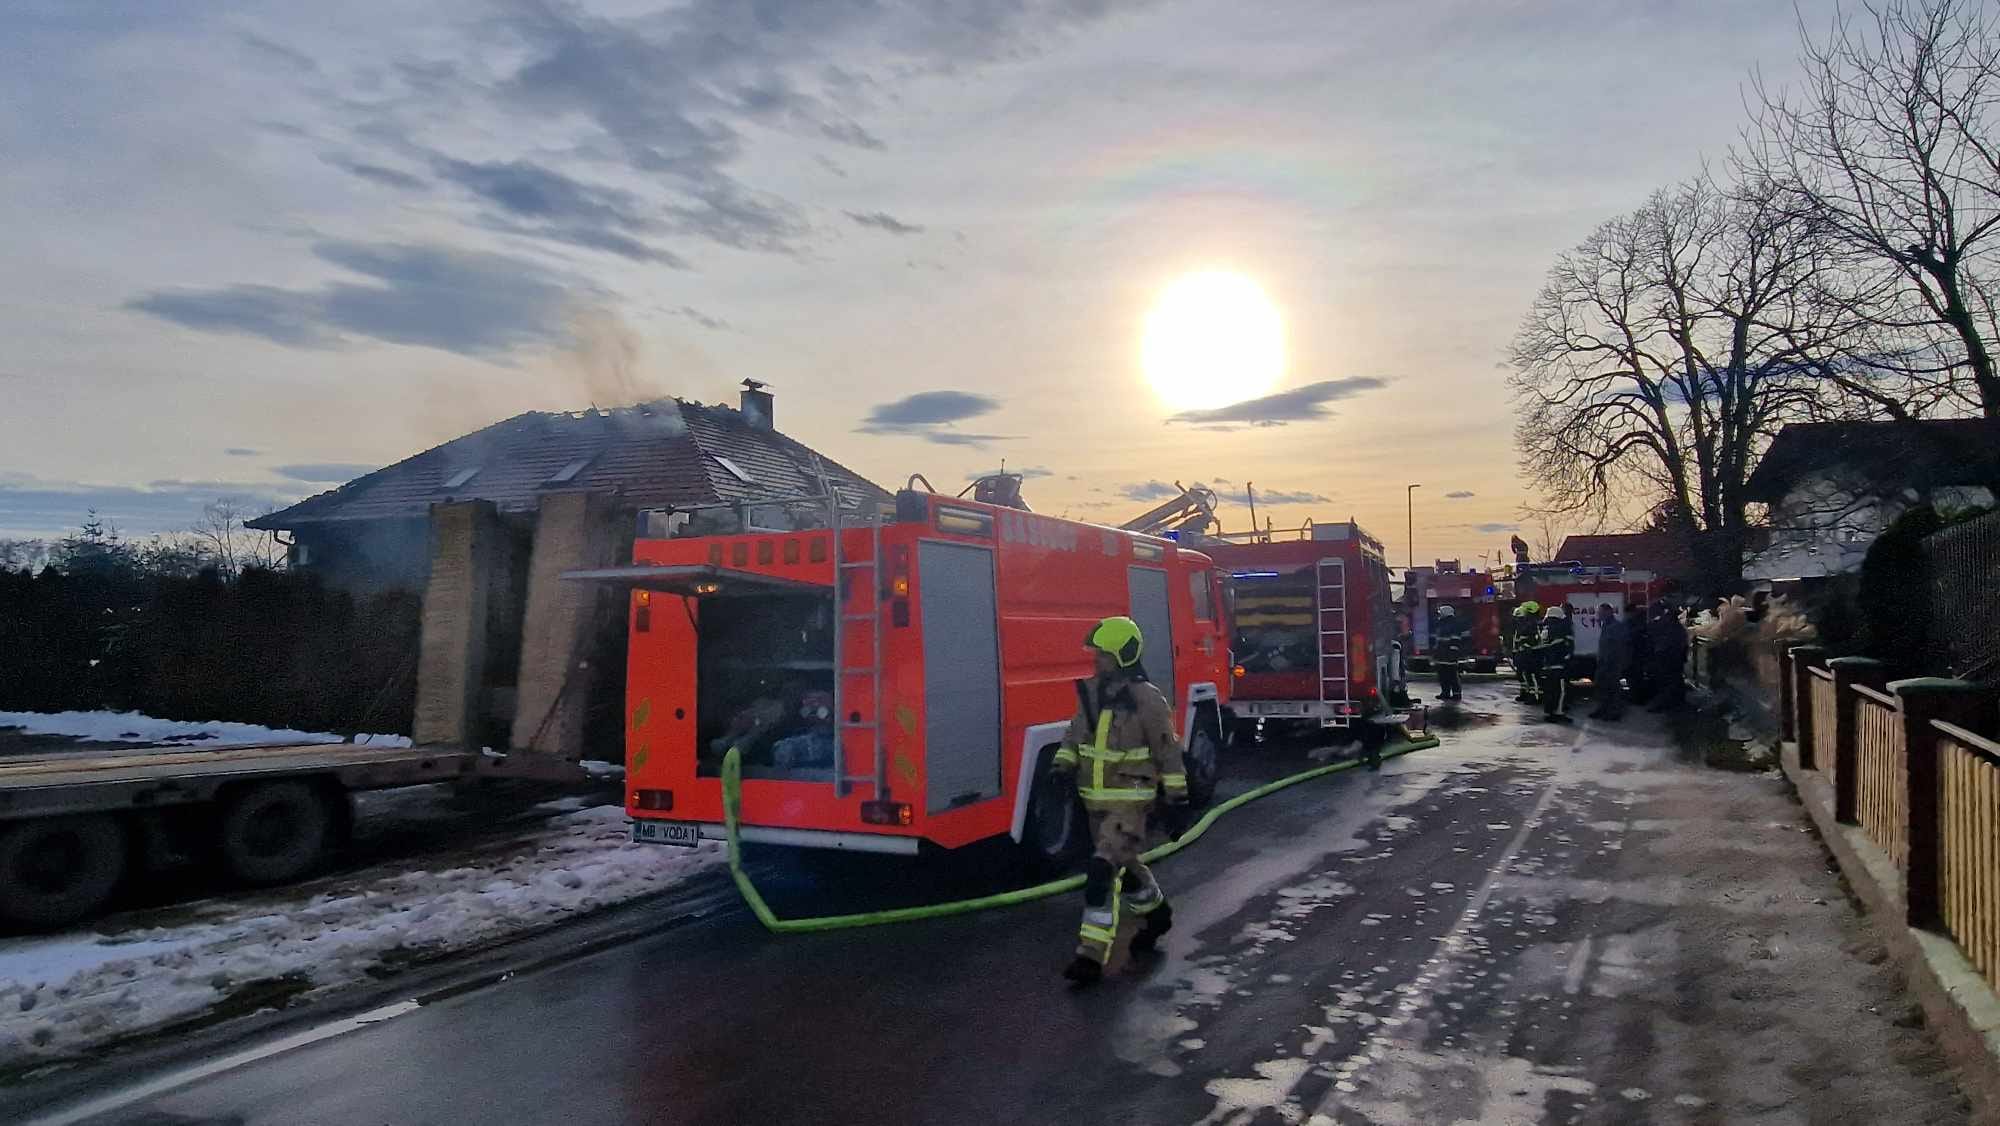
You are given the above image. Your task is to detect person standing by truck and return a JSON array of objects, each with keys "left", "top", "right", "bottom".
[
  {"left": 1587, "top": 602, "right": 1630, "bottom": 721},
  {"left": 1533, "top": 604, "right": 1575, "bottom": 724},
  {"left": 1433, "top": 604, "right": 1469, "bottom": 702},
  {"left": 1645, "top": 602, "right": 1690, "bottom": 713},
  {"left": 1051, "top": 617, "right": 1192, "bottom": 986},
  {"left": 1510, "top": 602, "right": 1542, "bottom": 703}
]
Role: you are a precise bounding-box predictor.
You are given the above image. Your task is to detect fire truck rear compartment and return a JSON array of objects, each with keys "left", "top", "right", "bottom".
[{"left": 694, "top": 590, "right": 837, "bottom": 781}]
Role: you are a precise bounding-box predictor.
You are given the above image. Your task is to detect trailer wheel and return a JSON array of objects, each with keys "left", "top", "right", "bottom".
[
  {"left": 1020, "top": 750, "right": 1086, "bottom": 875},
  {"left": 218, "top": 781, "right": 335, "bottom": 886},
  {"left": 0, "top": 814, "right": 127, "bottom": 930},
  {"left": 1183, "top": 714, "right": 1222, "bottom": 808}
]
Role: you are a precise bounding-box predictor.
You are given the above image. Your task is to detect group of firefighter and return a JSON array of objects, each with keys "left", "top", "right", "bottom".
[{"left": 1478, "top": 599, "right": 1691, "bottom": 722}]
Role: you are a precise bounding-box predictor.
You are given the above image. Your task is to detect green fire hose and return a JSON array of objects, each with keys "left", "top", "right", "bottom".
[{"left": 719, "top": 734, "right": 1442, "bottom": 934}]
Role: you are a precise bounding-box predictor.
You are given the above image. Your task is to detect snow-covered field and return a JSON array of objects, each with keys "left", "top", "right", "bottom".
[
  {"left": 0, "top": 803, "right": 720, "bottom": 1072},
  {"left": 0, "top": 710, "right": 410, "bottom": 748}
]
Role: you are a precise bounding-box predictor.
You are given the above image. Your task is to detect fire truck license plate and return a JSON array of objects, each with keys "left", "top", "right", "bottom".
[{"left": 632, "top": 820, "right": 702, "bottom": 847}]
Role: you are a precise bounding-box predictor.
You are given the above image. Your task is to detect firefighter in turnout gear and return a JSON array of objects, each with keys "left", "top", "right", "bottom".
[
  {"left": 1509, "top": 602, "right": 1542, "bottom": 703},
  {"left": 1432, "top": 604, "right": 1469, "bottom": 702},
  {"left": 1053, "top": 616, "right": 1191, "bottom": 986},
  {"left": 1533, "top": 604, "right": 1575, "bottom": 723}
]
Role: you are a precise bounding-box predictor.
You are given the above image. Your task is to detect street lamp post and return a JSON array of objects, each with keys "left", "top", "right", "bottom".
[{"left": 1406, "top": 483, "right": 1421, "bottom": 571}]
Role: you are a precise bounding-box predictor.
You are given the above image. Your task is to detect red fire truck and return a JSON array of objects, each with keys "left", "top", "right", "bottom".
[
  {"left": 1405, "top": 564, "right": 1505, "bottom": 674},
  {"left": 588, "top": 484, "right": 1233, "bottom": 866},
  {"left": 1510, "top": 563, "right": 1665, "bottom": 677},
  {"left": 1200, "top": 521, "right": 1400, "bottom": 739}
]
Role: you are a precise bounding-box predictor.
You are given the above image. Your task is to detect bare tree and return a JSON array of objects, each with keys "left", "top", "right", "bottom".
[
  {"left": 191, "top": 499, "right": 284, "bottom": 576},
  {"left": 1747, "top": 0, "right": 2000, "bottom": 420},
  {"left": 1524, "top": 512, "right": 1569, "bottom": 562},
  {"left": 1510, "top": 173, "right": 1858, "bottom": 588}
]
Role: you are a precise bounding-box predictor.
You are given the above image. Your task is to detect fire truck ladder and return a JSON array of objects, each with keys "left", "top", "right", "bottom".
[
  {"left": 829, "top": 487, "right": 887, "bottom": 800},
  {"left": 1317, "top": 558, "right": 1351, "bottom": 727}
]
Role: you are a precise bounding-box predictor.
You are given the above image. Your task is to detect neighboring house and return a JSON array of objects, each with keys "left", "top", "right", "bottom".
[
  {"left": 250, "top": 382, "right": 885, "bottom": 592},
  {"left": 1743, "top": 419, "right": 2000, "bottom": 582},
  {"left": 249, "top": 382, "right": 892, "bottom": 758},
  {"left": 1552, "top": 531, "right": 1700, "bottom": 588}
]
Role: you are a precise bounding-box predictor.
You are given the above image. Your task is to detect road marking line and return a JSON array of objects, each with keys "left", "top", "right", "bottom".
[
  {"left": 23, "top": 1000, "right": 423, "bottom": 1126},
  {"left": 1563, "top": 936, "right": 1595, "bottom": 995},
  {"left": 1308, "top": 774, "right": 1564, "bottom": 1116}
]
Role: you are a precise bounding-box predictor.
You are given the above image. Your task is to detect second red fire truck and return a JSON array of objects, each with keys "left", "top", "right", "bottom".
[
  {"left": 587, "top": 483, "right": 1233, "bottom": 869},
  {"left": 1200, "top": 521, "right": 1402, "bottom": 742}
]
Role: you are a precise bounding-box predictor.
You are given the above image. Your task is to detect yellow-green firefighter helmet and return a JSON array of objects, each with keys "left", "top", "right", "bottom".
[
  {"left": 1520, "top": 600, "right": 1542, "bottom": 615},
  {"left": 1085, "top": 615, "right": 1145, "bottom": 668}
]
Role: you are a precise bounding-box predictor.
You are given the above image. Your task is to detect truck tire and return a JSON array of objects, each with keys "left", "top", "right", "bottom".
[
  {"left": 0, "top": 814, "right": 127, "bottom": 930},
  {"left": 219, "top": 780, "right": 335, "bottom": 886},
  {"left": 1183, "top": 713, "right": 1222, "bottom": 808},
  {"left": 1019, "top": 750, "right": 1086, "bottom": 875}
]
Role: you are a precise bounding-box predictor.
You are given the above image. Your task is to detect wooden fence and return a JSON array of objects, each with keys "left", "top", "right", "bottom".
[
  {"left": 1855, "top": 685, "right": 1908, "bottom": 867},
  {"left": 1810, "top": 668, "right": 1838, "bottom": 789},
  {"left": 1942, "top": 725, "right": 2000, "bottom": 993},
  {"left": 1775, "top": 643, "right": 2000, "bottom": 994}
]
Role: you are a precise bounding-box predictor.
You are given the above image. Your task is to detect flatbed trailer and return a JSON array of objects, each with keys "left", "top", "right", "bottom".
[{"left": 0, "top": 741, "right": 576, "bottom": 929}]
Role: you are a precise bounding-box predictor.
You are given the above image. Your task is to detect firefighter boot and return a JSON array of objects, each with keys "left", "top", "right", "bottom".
[
  {"left": 1067, "top": 857, "right": 1119, "bottom": 985},
  {"left": 1130, "top": 901, "right": 1173, "bottom": 955},
  {"left": 1063, "top": 955, "right": 1103, "bottom": 985}
]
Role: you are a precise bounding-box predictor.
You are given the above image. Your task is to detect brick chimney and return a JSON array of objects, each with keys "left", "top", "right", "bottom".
[{"left": 740, "top": 378, "right": 774, "bottom": 430}]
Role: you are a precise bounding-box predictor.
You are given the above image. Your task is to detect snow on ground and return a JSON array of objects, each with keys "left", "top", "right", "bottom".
[
  {"left": 0, "top": 710, "right": 411, "bottom": 748},
  {"left": 0, "top": 806, "right": 720, "bottom": 1070}
]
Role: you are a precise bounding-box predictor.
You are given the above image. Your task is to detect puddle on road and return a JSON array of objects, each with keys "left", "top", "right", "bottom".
[{"left": 1424, "top": 709, "right": 1505, "bottom": 731}]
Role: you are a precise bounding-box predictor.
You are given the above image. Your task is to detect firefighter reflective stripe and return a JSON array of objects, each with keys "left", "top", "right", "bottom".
[
  {"left": 1081, "top": 708, "right": 1156, "bottom": 804},
  {"left": 1080, "top": 747, "right": 1154, "bottom": 764},
  {"left": 1052, "top": 746, "right": 1078, "bottom": 768},
  {"left": 1160, "top": 771, "right": 1189, "bottom": 798},
  {"left": 1088, "top": 712, "right": 1113, "bottom": 794},
  {"left": 1078, "top": 891, "right": 1120, "bottom": 963}
]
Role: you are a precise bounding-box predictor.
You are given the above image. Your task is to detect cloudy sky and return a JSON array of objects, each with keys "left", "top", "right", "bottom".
[{"left": 1, "top": 0, "right": 1842, "bottom": 563}]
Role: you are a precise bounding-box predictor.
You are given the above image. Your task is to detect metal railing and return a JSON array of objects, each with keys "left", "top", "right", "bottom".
[
  {"left": 1941, "top": 724, "right": 2000, "bottom": 994},
  {"left": 1927, "top": 511, "right": 2000, "bottom": 682},
  {"left": 1854, "top": 685, "right": 1908, "bottom": 866}
]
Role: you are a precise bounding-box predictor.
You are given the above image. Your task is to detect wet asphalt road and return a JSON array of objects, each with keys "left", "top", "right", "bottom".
[{"left": 13, "top": 681, "right": 1968, "bottom": 1125}]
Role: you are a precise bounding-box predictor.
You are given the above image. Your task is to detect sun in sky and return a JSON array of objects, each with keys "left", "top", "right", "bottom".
[{"left": 1140, "top": 270, "right": 1286, "bottom": 412}]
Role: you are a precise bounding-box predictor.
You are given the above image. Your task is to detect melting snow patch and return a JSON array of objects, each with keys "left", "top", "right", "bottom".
[
  {"left": 1199, "top": 1057, "right": 1311, "bottom": 1124},
  {"left": 0, "top": 710, "right": 406, "bottom": 748},
  {"left": 0, "top": 806, "right": 719, "bottom": 1069}
]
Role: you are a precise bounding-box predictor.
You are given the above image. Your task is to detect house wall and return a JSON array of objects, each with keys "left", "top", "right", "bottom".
[
  {"left": 1747, "top": 478, "right": 1994, "bottom": 582},
  {"left": 292, "top": 520, "right": 431, "bottom": 592}
]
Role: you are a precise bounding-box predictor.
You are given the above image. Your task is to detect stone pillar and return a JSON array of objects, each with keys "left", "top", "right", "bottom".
[
  {"left": 511, "top": 492, "right": 621, "bottom": 760},
  {"left": 1828, "top": 656, "right": 1889, "bottom": 824},
  {"left": 1893, "top": 678, "right": 1995, "bottom": 930},
  {"left": 414, "top": 500, "right": 501, "bottom": 747},
  {"left": 1790, "top": 645, "right": 1827, "bottom": 769},
  {"left": 1777, "top": 642, "right": 1797, "bottom": 744}
]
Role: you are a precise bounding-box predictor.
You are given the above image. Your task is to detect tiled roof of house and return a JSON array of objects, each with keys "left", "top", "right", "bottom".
[
  {"left": 248, "top": 399, "right": 889, "bottom": 528},
  {"left": 1744, "top": 419, "right": 2000, "bottom": 503},
  {"left": 1552, "top": 531, "right": 1699, "bottom": 579}
]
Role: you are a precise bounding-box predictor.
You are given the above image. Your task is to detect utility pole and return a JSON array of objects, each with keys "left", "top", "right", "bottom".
[{"left": 1406, "top": 483, "right": 1421, "bottom": 571}]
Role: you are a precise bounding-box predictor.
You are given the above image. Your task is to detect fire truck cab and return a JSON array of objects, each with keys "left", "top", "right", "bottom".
[{"left": 590, "top": 486, "right": 1232, "bottom": 866}]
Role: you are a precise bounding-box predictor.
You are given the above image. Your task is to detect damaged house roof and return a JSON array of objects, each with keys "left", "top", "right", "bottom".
[{"left": 249, "top": 399, "right": 890, "bottom": 529}]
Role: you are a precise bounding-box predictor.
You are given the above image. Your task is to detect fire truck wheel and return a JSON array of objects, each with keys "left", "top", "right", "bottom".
[
  {"left": 0, "top": 814, "right": 128, "bottom": 930},
  {"left": 218, "top": 781, "right": 335, "bottom": 886},
  {"left": 1183, "top": 721, "right": 1221, "bottom": 807},
  {"left": 1020, "top": 752, "right": 1086, "bottom": 875}
]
